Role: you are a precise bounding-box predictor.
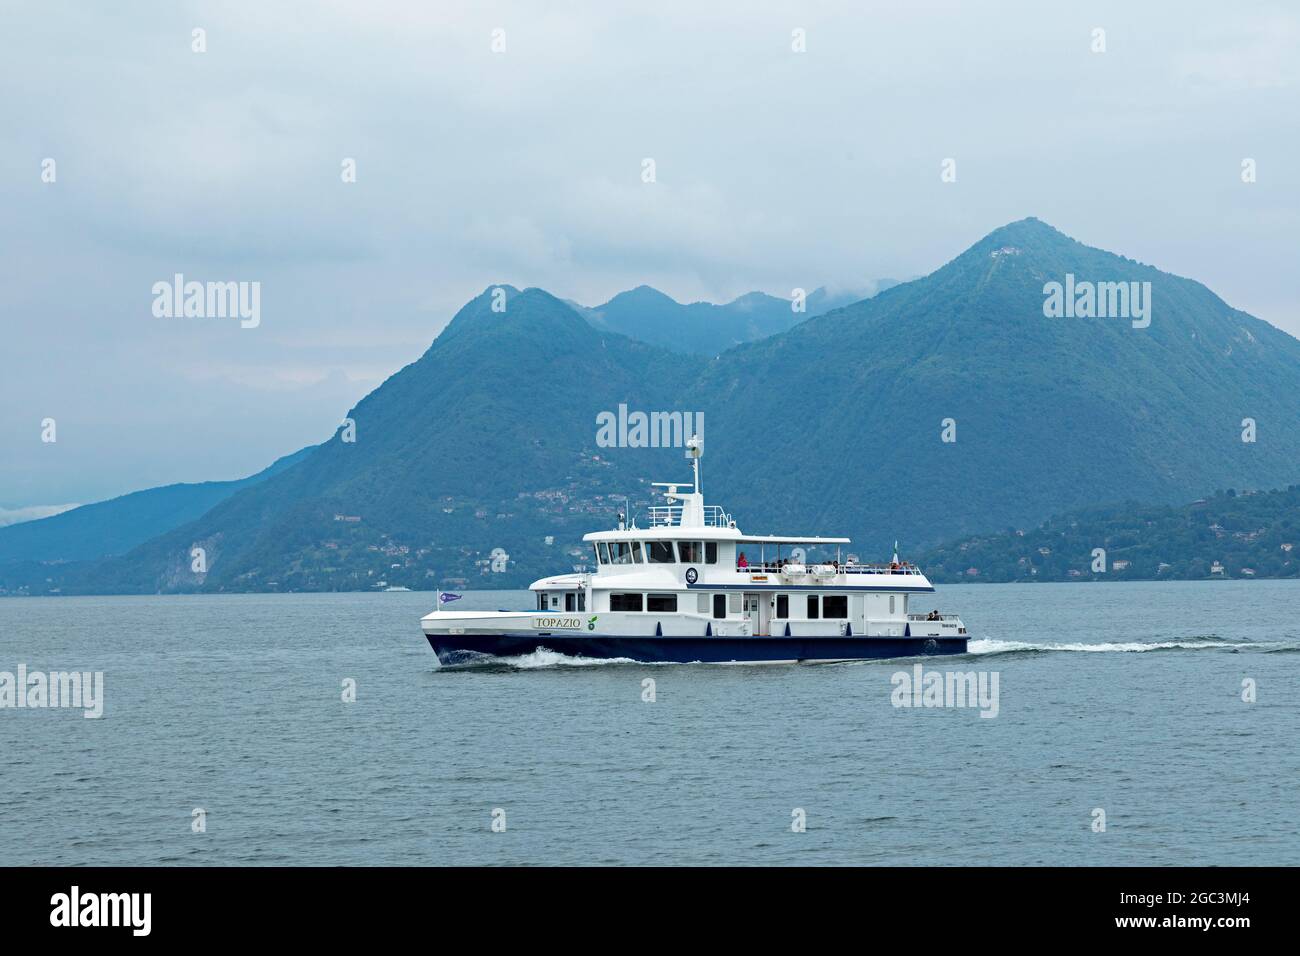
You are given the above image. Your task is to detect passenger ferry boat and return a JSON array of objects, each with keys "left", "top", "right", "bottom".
[{"left": 421, "top": 439, "right": 967, "bottom": 664}]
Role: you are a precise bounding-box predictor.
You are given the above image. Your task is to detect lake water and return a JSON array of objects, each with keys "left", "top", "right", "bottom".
[{"left": 1, "top": 581, "right": 1296, "bottom": 866}]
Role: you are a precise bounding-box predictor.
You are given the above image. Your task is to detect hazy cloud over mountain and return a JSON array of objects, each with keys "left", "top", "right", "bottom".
[{"left": 0, "top": 504, "right": 80, "bottom": 529}]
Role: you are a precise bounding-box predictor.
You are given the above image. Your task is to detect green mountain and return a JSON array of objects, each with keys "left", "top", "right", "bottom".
[
  {"left": 918, "top": 486, "right": 1300, "bottom": 582},
  {"left": 689, "top": 217, "right": 1300, "bottom": 555},
  {"left": 6, "top": 218, "right": 1300, "bottom": 595},
  {"left": 0, "top": 446, "right": 314, "bottom": 564},
  {"left": 1, "top": 288, "right": 698, "bottom": 594},
  {"left": 579, "top": 282, "right": 894, "bottom": 355}
]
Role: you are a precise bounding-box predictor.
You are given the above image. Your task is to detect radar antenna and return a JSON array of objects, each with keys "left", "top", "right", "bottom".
[{"left": 686, "top": 434, "right": 702, "bottom": 495}]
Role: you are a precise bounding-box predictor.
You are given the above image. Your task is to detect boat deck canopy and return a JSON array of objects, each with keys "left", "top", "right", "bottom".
[
  {"left": 733, "top": 535, "right": 852, "bottom": 545},
  {"left": 584, "top": 528, "right": 852, "bottom": 545}
]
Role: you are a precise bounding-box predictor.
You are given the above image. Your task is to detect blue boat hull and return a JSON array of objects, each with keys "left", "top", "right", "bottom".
[{"left": 426, "top": 632, "right": 968, "bottom": 665}]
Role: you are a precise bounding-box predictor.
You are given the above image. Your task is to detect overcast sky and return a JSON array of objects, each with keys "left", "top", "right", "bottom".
[{"left": 2, "top": 0, "right": 1297, "bottom": 512}]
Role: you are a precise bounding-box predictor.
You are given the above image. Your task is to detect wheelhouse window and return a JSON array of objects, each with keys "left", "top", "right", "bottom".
[
  {"left": 776, "top": 594, "right": 789, "bottom": 618},
  {"left": 537, "top": 592, "right": 547, "bottom": 610},
  {"left": 593, "top": 544, "right": 603, "bottom": 566},
  {"left": 612, "top": 542, "right": 632, "bottom": 564},
  {"left": 712, "top": 594, "right": 726, "bottom": 619},
  {"left": 550, "top": 595, "right": 560, "bottom": 609},
  {"left": 807, "top": 595, "right": 820, "bottom": 619},
  {"left": 647, "top": 541, "right": 675, "bottom": 563},
  {"left": 610, "top": 593, "right": 643, "bottom": 612},
  {"left": 647, "top": 593, "right": 678, "bottom": 613},
  {"left": 631, "top": 541, "right": 644, "bottom": 563},
  {"left": 678, "top": 541, "right": 702, "bottom": 563},
  {"left": 823, "top": 595, "right": 848, "bottom": 619},
  {"left": 565, "top": 593, "right": 576, "bottom": 612},
  {"left": 705, "top": 542, "right": 718, "bottom": 564}
]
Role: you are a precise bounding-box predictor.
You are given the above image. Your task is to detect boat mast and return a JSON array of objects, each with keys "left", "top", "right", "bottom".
[{"left": 687, "top": 434, "right": 702, "bottom": 496}]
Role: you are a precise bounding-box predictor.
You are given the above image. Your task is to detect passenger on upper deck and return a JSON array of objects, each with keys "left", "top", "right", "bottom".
[{"left": 737, "top": 551, "right": 749, "bottom": 569}]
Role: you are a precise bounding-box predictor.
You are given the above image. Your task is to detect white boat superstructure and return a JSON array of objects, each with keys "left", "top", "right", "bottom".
[{"left": 422, "top": 438, "right": 967, "bottom": 664}]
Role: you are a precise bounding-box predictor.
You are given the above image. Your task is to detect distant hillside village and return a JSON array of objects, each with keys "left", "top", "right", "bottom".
[
  {"left": 921, "top": 486, "right": 1300, "bottom": 583},
  {"left": 0, "top": 459, "right": 635, "bottom": 596}
]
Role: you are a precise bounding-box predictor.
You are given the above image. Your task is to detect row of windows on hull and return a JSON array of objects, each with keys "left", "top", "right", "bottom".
[
  {"left": 604, "top": 592, "right": 876, "bottom": 619},
  {"left": 540, "top": 590, "right": 903, "bottom": 617},
  {"left": 595, "top": 541, "right": 717, "bottom": 566}
]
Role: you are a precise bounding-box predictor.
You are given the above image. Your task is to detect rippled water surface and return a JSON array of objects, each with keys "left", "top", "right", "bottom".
[{"left": 1, "top": 581, "right": 1296, "bottom": 865}]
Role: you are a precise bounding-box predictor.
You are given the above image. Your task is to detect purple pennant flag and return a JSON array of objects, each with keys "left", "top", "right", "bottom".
[{"left": 439, "top": 592, "right": 463, "bottom": 605}]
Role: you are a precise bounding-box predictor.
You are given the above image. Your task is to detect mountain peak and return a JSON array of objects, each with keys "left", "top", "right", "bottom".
[
  {"left": 600, "top": 285, "right": 679, "bottom": 309},
  {"left": 976, "top": 216, "right": 1072, "bottom": 250},
  {"left": 930, "top": 216, "right": 1106, "bottom": 283},
  {"left": 439, "top": 283, "right": 587, "bottom": 344}
]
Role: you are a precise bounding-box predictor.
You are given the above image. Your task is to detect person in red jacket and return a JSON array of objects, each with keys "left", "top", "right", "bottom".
[{"left": 737, "top": 551, "right": 749, "bottom": 569}]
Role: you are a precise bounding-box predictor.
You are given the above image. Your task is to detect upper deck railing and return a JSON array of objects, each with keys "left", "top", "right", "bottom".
[
  {"left": 646, "top": 504, "right": 733, "bottom": 528},
  {"left": 740, "top": 562, "right": 925, "bottom": 577},
  {"left": 842, "top": 563, "right": 925, "bottom": 576}
]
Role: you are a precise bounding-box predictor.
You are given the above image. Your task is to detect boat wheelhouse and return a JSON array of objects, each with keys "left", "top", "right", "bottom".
[{"left": 422, "top": 439, "right": 967, "bottom": 664}]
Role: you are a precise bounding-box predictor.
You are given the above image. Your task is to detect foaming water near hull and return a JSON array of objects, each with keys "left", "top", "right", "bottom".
[{"left": 437, "top": 647, "right": 643, "bottom": 670}]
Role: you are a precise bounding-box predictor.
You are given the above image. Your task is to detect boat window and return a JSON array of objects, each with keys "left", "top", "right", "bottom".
[
  {"left": 598, "top": 542, "right": 611, "bottom": 564},
  {"left": 610, "top": 593, "right": 643, "bottom": 612},
  {"left": 823, "top": 595, "right": 848, "bottom": 618},
  {"left": 889, "top": 595, "right": 896, "bottom": 614},
  {"left": 807, "top": 595, "right": 820, "bottom": 619},
  {"left": 550, "top": 595, "right": 559, "bottom": 609},
  {"left": 537, "top": 592, "right": 547, "bottom": 610},
  {"left": 776, "top": 594, "right": 789, "bottom": 618},
  {"left": 705, "top": 542, "right": 718, "bottom": 564},
  {"left": 647, "top": 541, "right": 675, "bottom": 563},
  {"left": 631, "top": 541, "right": 644, "bottom": 563},
  {"left": 613, "top": 542, "right": 632, "bottom": 564},
  {"left": 578, "top": 591, "right": 586, "bottom": 612},
  {"left": 647, "top": 593, "right": 677, "bottom": 612},
  {"left": 697, "top": 594, "right": 709, "bottom": 614},
  {"left": 712, "top": 594, "right": 726, "bottom": 619},
  {"left": 565, "top": 593, "right": 575, "bottom": 612},
  {"left": 678, "top": 541, "right": 701, "bottom": 563}
]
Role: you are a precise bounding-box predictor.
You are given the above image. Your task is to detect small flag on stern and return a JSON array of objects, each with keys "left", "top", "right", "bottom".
[{"left": 438, "top": 592, "right": 463, "bottom": 605}]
